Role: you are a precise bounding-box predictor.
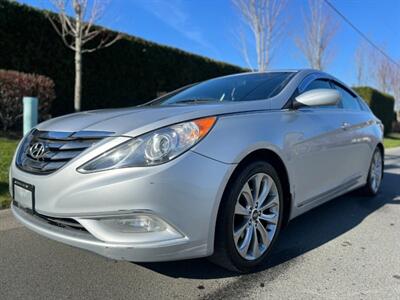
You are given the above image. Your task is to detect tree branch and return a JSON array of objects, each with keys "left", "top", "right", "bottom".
[
  {"left": 233, "top": 0, "right": 287, "bottom": 72},
  {"left": 82, "top": 32, "right": 122, "bottom": 53},
  {"left": 295, "top": 0, "right": 338, "bottom": 70},
  {"left": 46, "top": 0, "right": 120, "bottom": 54}
]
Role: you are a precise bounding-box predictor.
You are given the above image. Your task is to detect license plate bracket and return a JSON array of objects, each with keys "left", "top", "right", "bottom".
[{"left": 13, "top": 179, "right": 35, "bottom": 212}]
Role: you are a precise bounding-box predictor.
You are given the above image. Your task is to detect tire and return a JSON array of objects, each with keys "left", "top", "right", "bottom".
[
  {"left": 210, "top": 160, "right": 284, "bottom": 273},
  {"left": 359, "top": 147, "right": 383, "bottom": 196}
]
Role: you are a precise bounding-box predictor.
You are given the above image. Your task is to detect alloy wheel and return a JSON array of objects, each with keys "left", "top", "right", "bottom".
[
  {"left": 370, "top": 150, "right": 383, "bottom": 193},
  {"left": 233, "top": 173, "right": 280, "bottom": 261}
]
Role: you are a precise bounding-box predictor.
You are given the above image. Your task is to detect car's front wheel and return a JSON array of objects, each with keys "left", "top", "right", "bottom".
[{"left": 211, "top": 161, "right": 284, "bottom": 272}]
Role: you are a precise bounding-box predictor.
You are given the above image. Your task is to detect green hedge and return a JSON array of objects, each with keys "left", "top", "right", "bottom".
[
  {"left": 353, "top": 86, "right": 395, "bottom": 134},
  {"left": 0, "top": 0, "right": 243, "bottom": 116}
]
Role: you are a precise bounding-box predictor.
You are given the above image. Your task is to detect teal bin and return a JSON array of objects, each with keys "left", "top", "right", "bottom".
[{"left": 23, "top": 97, "right": 38, "bottom": 135}]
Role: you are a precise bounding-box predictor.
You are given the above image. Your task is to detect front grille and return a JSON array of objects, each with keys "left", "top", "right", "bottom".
[
  {"left": 16, "top": 130, "right": 114, "bottom": 174},
  {"left": 12, "top": 201, "right": 89, "bottom": 233},
  {"left": 37, "top": 213, "right": 88, "bottom": 232}
]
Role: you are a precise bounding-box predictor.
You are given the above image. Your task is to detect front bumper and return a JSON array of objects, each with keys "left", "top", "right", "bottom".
[
  {"left": 12, "top": 205, "right": 200, "bottom": 261},
  {"left": 10, "top": 149, "right": 235, "bottom": 261}
]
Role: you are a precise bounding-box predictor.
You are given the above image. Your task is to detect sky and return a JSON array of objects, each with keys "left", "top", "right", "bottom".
[{"left": 19, "top": 0, "right": 400, "bottom": 88}]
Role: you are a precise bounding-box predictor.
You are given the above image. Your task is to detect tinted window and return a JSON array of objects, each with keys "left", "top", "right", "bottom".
[
  {"left": 303, "top": 79, "right": 332, "bottom": 92},
  {"left": 301, "top": 79, "right": 338, "bottom": 109},
  {"left": 357, "top": 97, "right": 371, "bottom": 111},
  {"left": 333, "top": 83, "right": 361, "bottom": 110},
  {"left": 151, "top": 72, "right": 295, "bottom": 106}
]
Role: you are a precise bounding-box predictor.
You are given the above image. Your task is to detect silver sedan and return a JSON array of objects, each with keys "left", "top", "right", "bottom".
[{"left": 10, "top": 69, "right": 384, "bottom": 272}]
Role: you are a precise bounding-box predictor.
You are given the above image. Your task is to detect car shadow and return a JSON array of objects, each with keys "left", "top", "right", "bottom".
[{"left": 137, "top": 166, "right": 400, "bottom": 279}]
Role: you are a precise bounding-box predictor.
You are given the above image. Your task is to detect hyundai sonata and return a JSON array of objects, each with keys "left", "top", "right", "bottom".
[{"left": 10, "top": 69, "right": 384, "bottom": 272}]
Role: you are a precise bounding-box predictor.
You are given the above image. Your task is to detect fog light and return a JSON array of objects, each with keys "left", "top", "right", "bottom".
[
  {"left": 76, "top": 213, "right": 184, "bottom": 243},
  {"left": 99, "top": 215, "right": 167, "bottom": 233}
]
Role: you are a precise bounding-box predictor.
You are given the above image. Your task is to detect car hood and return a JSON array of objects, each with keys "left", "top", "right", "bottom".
[{"left": 36, "top": 101, "right": 272, "bottom": 137}]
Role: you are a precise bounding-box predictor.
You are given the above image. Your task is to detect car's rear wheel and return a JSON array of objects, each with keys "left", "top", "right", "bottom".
[
  {"left": 360, "top": 147, "right": 383, "bottom": 196},
  {"left": 210, "top": 161, "right": 284, "bottom": 272}
]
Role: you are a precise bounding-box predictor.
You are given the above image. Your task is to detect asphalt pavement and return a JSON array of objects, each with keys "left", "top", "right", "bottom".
[{"left": 1, "top": 148, "right": 400, "bottom": 300}]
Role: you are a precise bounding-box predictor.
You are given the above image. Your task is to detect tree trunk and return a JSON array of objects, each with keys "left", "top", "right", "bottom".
[
  {"left": 74, "top": 1, "right": 82, "bottom": 112},
  {"left": 74, "top": 45, "right": 82, "bottom": 112}
]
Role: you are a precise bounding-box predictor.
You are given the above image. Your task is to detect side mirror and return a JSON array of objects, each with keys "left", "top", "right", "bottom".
[{"left": 294, "top": 89, "right": 341, "bottom": 109}]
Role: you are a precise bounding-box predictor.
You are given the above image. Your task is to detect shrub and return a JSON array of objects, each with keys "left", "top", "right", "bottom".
[
  {"left": 0, "top": 69, "right": 55, "bottom": 132},
  {"left": 393, "top": 121, "right": 400, "bottom": 133},
  {"left": 353, "top": 86, "right": 395, "bottom": 134},
  {"left": 0, "top": 0, "right": 244, "bottom": 117}
]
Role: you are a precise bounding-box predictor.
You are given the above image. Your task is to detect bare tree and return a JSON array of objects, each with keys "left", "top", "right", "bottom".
[
  {"left": 295, "top": 0, "right": 338, "bottom": 70},
  {"left": 373, "top": 54, "right": 393, "bottom": 94},
  {"left": 237, "top": 29, "right": 254, "bottom": 71},
  {"left": 47, "top": 0, "right": 121, "bottom": 111},
  {"left": 354, "top": 41, "right": 367, "bottom": 86},
  {"left": 233, "top": 0, "right": 287, "bottom": 72},
  {"left": 389, "top": 62, "right": 400, "bottom": 115}
]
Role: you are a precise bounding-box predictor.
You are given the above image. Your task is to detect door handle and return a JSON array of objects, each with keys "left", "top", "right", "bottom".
[{"left": 341, "top": 122, "right": 351, "bottom": 130}]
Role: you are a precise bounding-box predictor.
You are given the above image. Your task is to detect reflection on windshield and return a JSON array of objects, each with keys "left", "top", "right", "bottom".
[{"left": 149, "top": 72, "right": 295, "bottom": 106}]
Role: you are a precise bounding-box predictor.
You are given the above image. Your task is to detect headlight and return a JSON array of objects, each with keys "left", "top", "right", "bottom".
[{"left": 77, "top": 116, "right": 217, "bottom": 173}]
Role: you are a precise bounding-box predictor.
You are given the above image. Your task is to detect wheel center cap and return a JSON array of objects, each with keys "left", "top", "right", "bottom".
[{"left": 252, "top": 210, "right": 259, "bottom": 221}]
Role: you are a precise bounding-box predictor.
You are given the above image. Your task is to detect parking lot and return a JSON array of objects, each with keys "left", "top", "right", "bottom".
[{"left": 1, "top": 148, "right": 399, "bottom": 300}]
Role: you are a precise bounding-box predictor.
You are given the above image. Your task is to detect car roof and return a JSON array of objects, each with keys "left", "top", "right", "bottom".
[{"left": 216, "top": 69, "right": 330, "bottom": 80}]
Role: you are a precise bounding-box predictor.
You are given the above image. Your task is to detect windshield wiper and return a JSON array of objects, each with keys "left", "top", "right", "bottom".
[{"left": 174, "top": 98, "right": 218, "bottom": 104}]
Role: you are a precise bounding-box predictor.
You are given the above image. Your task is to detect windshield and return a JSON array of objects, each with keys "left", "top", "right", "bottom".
[{"left": 149, "top": 72, "right": 295, "bottom": 106}]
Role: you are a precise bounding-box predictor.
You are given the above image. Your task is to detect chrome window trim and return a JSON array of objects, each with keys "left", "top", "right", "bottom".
[{"left": 298, "top": 73, "right": 331, "bottom": 94}]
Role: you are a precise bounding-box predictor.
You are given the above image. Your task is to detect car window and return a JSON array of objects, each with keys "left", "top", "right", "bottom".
[
  {"left": 357, "top": 97, "right": 371, "bottom": 112},
  {"left": 332, "top": 83, "right": 361, "bottom": 110},
  {"left": 303, "top": 79, "right": 332, "bottom": 92}
]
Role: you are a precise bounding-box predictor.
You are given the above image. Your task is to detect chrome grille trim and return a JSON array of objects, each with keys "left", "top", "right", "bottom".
[{"left": 16, "top": 129, "right": 114, "bottom": 175}]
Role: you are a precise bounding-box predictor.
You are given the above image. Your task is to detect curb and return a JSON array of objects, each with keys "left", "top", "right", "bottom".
[
  {"left": 385, "top": 147, "right": 400, "bottom": 154},
  {"left": 0, "top": 208, "right": 11, "bottom": 215}
]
